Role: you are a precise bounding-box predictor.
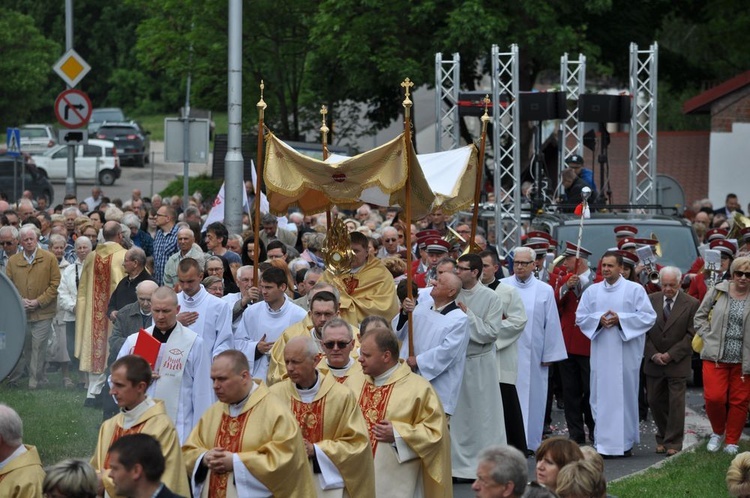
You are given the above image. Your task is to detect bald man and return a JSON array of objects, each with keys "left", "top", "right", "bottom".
[
  {"left": 394, "top": 272, "right": 470, "bottom": 417},
  {"left": 163, "top": 227, "right": 205, "bottom": 288}
]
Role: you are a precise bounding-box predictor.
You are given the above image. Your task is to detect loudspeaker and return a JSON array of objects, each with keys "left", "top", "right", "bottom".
[
  {"left": 578, "top": 94, "right": 632, "bottom": 124},
  {"left": 518, "top": 92, "right": 566, "bottom": 121}
]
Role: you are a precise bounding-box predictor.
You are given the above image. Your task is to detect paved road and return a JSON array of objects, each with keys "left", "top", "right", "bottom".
[
  {"left": 49, "top": 141, "right": 211, "bottom": 205},
  {"left": 453, "top": 383, "right": 713, "bottom": 497}
]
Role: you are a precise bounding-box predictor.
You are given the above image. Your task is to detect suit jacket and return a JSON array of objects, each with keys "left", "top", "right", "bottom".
[
  {"left": 644, "top": 290, "right": 700, "bottom": 378},
  {"left": 107, "top": 301, "right": 152, "bottom": 367},
  {"left": 156, "top": 484, "right": 185, "bottom": 498}
]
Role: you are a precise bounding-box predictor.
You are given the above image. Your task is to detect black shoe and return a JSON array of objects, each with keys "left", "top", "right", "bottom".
[
  {"left": 83, "top": 397, "right": 100, "bottom": 408},
  {"left": 601, "top": 449, "right": 633, "bottom": 459}
]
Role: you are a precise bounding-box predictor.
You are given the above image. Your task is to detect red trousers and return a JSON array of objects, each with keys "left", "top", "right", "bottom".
[{"left": 703, "top": 361, "right": 750, "bottom": 445}]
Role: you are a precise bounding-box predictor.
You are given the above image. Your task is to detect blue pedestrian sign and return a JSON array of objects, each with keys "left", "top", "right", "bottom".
[{"left": 6, "top": 128, "right": 21, "bottom": 157}]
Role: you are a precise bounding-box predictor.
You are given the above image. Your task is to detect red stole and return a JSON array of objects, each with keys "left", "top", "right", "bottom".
[
  {"left": 103, "top": 423, "right": 145, "bottom": 468},
  {"left": 90, "top": 253, "right": 113, "bottom": 372},
  {"left": 358, "top": 382, "right": 394, "bottom": 455},
  {"left": 210, "top": 411, "right": 251, "bottom": 497},
  {"left": 290, "top": 398, "right": 325, "bottom": 444}
]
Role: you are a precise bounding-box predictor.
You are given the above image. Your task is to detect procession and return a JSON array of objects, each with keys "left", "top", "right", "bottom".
[{"left": 5, "top": 1, "right": 750, "bottom": 496}]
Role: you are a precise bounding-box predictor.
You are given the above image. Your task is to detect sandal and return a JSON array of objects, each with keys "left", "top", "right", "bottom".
[
  {"left": 666, "top": 449, "right": 680, "bottom": 457},
  {"left": 63, "top": 377, "right": 75, "bottom": 389},
  {"left": 655, "top": 445, "right": 666, "bottom": 454}
]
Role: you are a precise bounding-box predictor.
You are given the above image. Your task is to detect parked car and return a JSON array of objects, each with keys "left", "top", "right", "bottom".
[
  {"left": 0, "top": 152, "right": 54, "bottom": 204},
  {"left": 95, "top": 121, "right": 150, "bottom": 167},
  {"left": 88, "top": 107, "right": 125, "bottom": 134},
  {"left": 19, "top": 124, "right": 56, "bottom": 155},
  {"left": 34, "top": 139, "right": 121, "bottom": 186}
]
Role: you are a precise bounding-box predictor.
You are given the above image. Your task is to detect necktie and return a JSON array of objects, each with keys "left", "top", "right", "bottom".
[{"left": 664, "top": 297, "right": 673, "bottom": 320}]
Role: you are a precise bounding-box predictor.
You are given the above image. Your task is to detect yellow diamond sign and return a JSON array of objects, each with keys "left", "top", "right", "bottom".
[{"left": 52, "top": 49, "right": 91, "bottom": 88}]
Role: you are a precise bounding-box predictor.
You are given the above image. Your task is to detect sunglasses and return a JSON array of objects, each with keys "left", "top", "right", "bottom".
[
  {"left": 384, "top": 238, "right": 398, "bottom": 243},
  {"left": 1, "top": 241, "right": 14, "bottom": 246},
  {"left": 734, "top": 271, "right": 750, "bottom": 279},
  {"left": 323, "top": 340, "right": 352, "bottom": 350}
]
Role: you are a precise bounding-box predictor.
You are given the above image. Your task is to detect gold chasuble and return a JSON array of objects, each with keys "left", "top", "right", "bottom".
[
  {"left": 0, "top": 445, "right": 44, "bottom": 498},
  {"left": 269, "top": 373, "right": 376, "bottom": 498},
  {"left": 267, "top": 317, "right": 361, "bottom": 386},
  {"left": 348, "top": 361, "right": 452, "bottom": 498},
  {"left": 183, "top": 381, "right": 315, "bottom": 498},
  {"left": 75, "top": 242, "right": 126, "bottom": 373},
  {"left": 92, "top": 400, "right": 190, "bottom": 498},
  {"left": 321, "top": 256, "right": 399, "bottom": 325},
  {"left": 318, "top": 360, "right": 363, "bottom": 386}
]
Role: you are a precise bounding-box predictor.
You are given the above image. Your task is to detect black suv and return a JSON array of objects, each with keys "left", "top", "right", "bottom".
[
  {"left": 529, "top": 212, "right": 700, "bottom": 273},
  {"left": 0, "top": 152, "right": 54, "bottom": 204},
  {"left": 96, "top": 121, "right": 150, "bottom": 167}
]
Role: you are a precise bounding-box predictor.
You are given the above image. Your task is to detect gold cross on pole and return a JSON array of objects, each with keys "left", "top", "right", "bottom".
[
  {"left": 481, "top": 94, "right": 491, "bottom": 124},
  {"left": 320, "top": 105, "right": 329, "bottom": 135}
]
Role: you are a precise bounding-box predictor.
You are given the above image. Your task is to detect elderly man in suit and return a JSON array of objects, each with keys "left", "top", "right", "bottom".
[{"left": 645, "top": 266, "right": 700, "bottom": 456}]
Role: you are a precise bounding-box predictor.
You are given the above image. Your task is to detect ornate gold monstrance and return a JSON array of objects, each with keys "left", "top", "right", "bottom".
[{"left": 321, "top": 217, "right": 354, "bottom": 279}]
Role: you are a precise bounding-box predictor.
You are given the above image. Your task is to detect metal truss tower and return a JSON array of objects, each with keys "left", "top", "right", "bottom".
[
  {"left": 491, "top": 43, "right": 521, "bottom": 257},
  {"left": 557, "top": 53, "right": 586, "bottom": 198},
  {"left": 629, "top": 42, "right": 658, "bottom": 206},
  {"left": 434, "top": 52, "right": 461, "bottom": 152}
]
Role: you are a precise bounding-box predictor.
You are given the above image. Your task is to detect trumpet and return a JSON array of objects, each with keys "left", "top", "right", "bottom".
[{"left": 645, "top": 261, "right": 660, "bottom": 285}]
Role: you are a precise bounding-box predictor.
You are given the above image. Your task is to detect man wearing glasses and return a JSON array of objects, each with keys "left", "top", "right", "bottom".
[
  {"left": 377, "top": 226, "right": 405, "bottom": 259},
  {"left": 0, "top": 225, "right": 19, "bottom": 274},
  {"left": 501, "top": 246, "right": 567, "bottom": 454},
  {"left": 153, "top": 206, "right": 179, "bottom": 285}
]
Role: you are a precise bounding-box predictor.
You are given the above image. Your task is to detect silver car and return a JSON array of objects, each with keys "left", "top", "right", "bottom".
[
  {"left": 19, "top": 124, "right": 56, "bottom": 155},
  {"left": 33, "top": 139, "right": 122, "bottom": 186}
]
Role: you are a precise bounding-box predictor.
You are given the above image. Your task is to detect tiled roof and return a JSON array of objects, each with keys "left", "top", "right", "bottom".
[{"left": 683, "top": 71, "right": 750, "bottom": 114}]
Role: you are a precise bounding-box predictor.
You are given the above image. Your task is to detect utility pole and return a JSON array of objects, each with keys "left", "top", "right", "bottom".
[
  {"left": 224, "top": 0, "right": 244, "bottom": 235},
  {"left": 65, "top": 0, "right": 76, "bottom": 197}
]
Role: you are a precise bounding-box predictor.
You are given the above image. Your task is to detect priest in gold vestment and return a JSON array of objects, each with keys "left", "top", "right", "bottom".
[
  {"left": 321, "top": 232, "right": 399, "bottom": 325},
  {"left": 183, "top": 350, "right": 314, "bottom": 497},
  {"left": 270, "top": 336, "right": 375, "bottom": 497},
  {"left": 267, "top": 288, "right": 359, "bottom": 386},
  {"left": 348, "top": 328, "right": 452, "bottom": 498},
  {"left": 91, "top": 355, "right": 190, "bottom": 498},
  {"left": 0, "top": 404, "right": 45, "bottom": 498},
  {"left": 316, "top": 318, "right": 362, "bottom": 385},
  {"left": 76, "top": 221, "right": 127, "bottom": 403}
]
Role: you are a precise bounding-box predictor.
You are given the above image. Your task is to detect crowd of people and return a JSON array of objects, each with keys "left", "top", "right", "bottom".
[{"left": 1, "top": 184, "right": 750, "bottom": 497}]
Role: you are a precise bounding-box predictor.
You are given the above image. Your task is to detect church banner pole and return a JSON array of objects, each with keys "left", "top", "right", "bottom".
[
  {"left": 469, "top": 95, "right": 491, "bottom": 252},
  {"left": 253, "top": 81, "right": 267, "bottom": 286},
  {"left": 575, "top": 186, "right": 592, "bottom": 268},
  {"left": 320, "top": 105, "right": 333, "bottom": 229},
  {"left": 402, "top": 78, "right": 415, "bottom": 357}
]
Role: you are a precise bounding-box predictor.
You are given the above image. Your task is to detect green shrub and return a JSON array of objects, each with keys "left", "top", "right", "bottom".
[{"left": 159, "top": 174, "right": 221, "bottom": 200}]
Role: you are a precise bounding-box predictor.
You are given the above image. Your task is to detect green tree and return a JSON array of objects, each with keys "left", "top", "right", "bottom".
[{"left": 0, "top": 10, "right": 59, "bottom": 128}]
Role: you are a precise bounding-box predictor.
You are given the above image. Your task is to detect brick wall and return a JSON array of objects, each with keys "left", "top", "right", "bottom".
[{"left": 711, "top": 86, "right": 750, "bottom": 132}]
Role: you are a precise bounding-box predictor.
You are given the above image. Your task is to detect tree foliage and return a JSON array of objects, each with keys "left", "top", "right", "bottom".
[{"left": 0, "top": 10, "right": 58, "bottom": 128}]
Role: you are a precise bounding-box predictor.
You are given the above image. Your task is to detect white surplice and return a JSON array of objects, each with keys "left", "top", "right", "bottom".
[
  {"left": 117, "top": 322, "right": 213, "bottom": 443},
  {"left": 576, "top": 276, "right": 656, "bottom": 455},
  {"left": 393, "top": 301, "right": 470, "bottom": 415},
  {"left": 501, "top": 275, "right": 567, "bottom": 451},
  {"left": 493, "top": 282, "right": 528, "bottom": 385},
  {"left": 235, "top": 297, "right": 307, "bottom": 380},
  {"left": 178, "top": 286, "right": 234, "bottom": 358},
  {"left": 450, "top": 284, "right": 507, "bottom": 479}
]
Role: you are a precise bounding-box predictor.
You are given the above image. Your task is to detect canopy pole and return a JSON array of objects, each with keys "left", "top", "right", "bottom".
[
  {"left": 253, "top": 81, "right": 266, "bottom": 286},
  {"left": 470, "top": 95, "right": 491, "bottom": 252},
  {"left": 320, "top": 105, "right": 333, "bottom": 229},
  {"left": 402, "top": 78, "right": 415, "bottom": 357}
]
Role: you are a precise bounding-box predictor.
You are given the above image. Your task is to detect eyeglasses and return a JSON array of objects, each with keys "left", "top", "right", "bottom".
[
  {"left": 323, "top": 340, "right": 352, "bottom": 350},
  {"left": 456, "top": 266, "right": 472, "bottom": 272},
  {"left": 384, "top": 238, "right": 398, "bottom": 243},
  {"left": 734, "top": 271, "right": 750, "bottom": 279},
  {"left": 514, "top": 260, "right": 533, "bottom": 266},
  {"left": 156, "top": 213, "right": 168, "bottom": 218},
  {"left": 1, "top": 241, "right": 14, "bottom": 246}
]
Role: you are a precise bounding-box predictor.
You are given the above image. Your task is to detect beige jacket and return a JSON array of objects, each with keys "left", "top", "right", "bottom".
[
  {"left": 695, "top": 280, "right": 750, "bottom": 374},
  {"left": 6, "top": 248, "right": 60, "bottom": 321}
]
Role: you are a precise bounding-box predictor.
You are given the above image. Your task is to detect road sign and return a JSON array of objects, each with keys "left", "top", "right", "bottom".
[
  {"left": 5, "top": 128, "right": 21, "bottom": 157},
  {"left": 54, "top": 89, "right": 93, "bottom": 129},
  {"left": 58, "top": 129, "right": 89, "bottom": 146},
  {"left": 52, "top": 49, "right": 91, "bottom": 88},
  {"left": 164, "top": 118, "right": 210, "bottom": 163}
]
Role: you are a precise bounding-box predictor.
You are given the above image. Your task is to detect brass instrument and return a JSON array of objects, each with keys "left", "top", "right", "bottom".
[
  {"left": 728, "top": 212, "right": 750, "bottom": 241},
  {"left": 446, "top": 226, "right": 482, "bottom": 256},
  {"left": 650, "top": 232, "right": 662, "bottom": 258}
]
